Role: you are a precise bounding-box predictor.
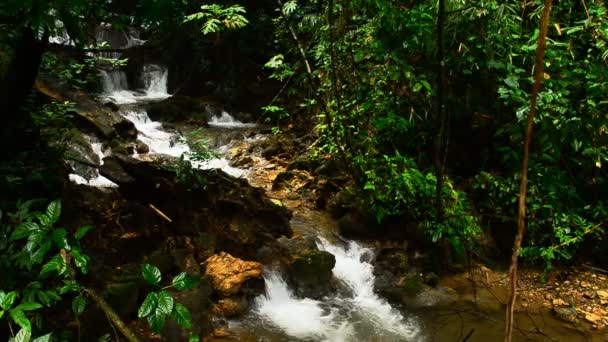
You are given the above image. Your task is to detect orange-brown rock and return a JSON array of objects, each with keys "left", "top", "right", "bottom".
[
  {"left": 211, "top": 297, "right": 248, "bottom": 317},
  {"left": 204, "top": 252, "right": 263, "bottom": 296}
]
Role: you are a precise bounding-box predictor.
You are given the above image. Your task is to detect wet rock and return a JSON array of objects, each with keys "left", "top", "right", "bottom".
[
  {"left": 230, "top": 155, "right": 253, "bottom": 168},
  {"left": 146, "top": 95, "right": 209, "bottom": 124},
  {"left": 204, "top": 252, "right": 264, "bottom": 297},
  {"left": 288, "top": 155, "right": 321, "bottom": 172},
  {"left": 597, "top": 290, "right": 608, "bottom": 300},
  {"left": 211, "top": 296, "right": 249, "bottom": 317},
  {"left": 272, "top": 171, "right": 295, "bottom": 190},
  {"left": 104, "top": 101, "right": 120, "bottom": 112},
  {"left": 553, "top": 307, "right": 578, "bottom": 323},
  {"left": 424, "top": 272, "right": 441, "bottom": 288},
  {"left": 278, "top": 236, "right": 336, "bottom": 298},
  {"left": 314, "top": 159, "right": 342, "bottom": 177},
  {"left": 113, "top": 119, "right": 138, "bottom": 140},
  {"left": 135, "top": 141, "right": 149, "bottom": 154},
  {"left": 262, "top": 142, "right": 282, "bottom": 159}
]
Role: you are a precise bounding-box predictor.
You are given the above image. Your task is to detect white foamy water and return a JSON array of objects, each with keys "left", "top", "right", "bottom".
[
  {"left": 252, "top": 239, "right": 421, "bottom": 341},
  {"left": 100, "top": 65, "right": 171, "bottom": 104},
  {"left": 69, "top": 139, "right": 118, "bottom": 188},
  {"left": 122, "top": 111, "right": 247, "bottom": 178},
  {"left": 209, "top": 111, "right": 257, "bottom": 128},
  {"left": 122, "top": 111, "right": 190, "bottom": 157}
]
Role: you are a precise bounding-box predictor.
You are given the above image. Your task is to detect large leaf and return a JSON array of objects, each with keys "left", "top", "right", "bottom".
[
  {"left": 50, "top": 228, "right": 69, "bottom": 250},
  {"left": 147, "top": 311, "right": 166, "bottom": 333},
  {"left": 72, "top": 295, "right": 87, "bottom": 316},
  {"left": 32, "top": 334, "right": 52, "bottom": 342},
  {"left": 172, "top": 273, "right": 200, "bottom": 291},
  {"left": 71, "top": 247, "right": 90, "bottom": 274},
  {"left": 12, "top": 328, "right": 31, "bottom": 342},
  {"left": 141, "top": 264, "right": 162, "bottom": 286},
  {"left": 1, "top": 291, "right": 17, "bottom": 310},
  {"left": 156, "top": 291, "right": 174, "bottom": 316},
  {"left": 172, "top": 303, "right": 192, "bottom": 329},
  {"left": 9, "top": 309, "right": 31, "bottom": 332},
  {"left": 10, "top": 222, "right": 39, "bottom": 241},
  {"left": 40, "top": 255, "right": 66, "bottom": 276},
  {"left": 15, "top": 302, "right": 43, "bottom": 312},
  {"left": 138, "top": 292, "right": 158, "bottom": 318},
  {"left": 189, "top": 334, "right": 200, "bottom": 342},
  {"left": 46, "top": 200, "right": 61, "bottom": 224},
  {"left": 74, "top": 225, "right": 93, "bottom": 240}
]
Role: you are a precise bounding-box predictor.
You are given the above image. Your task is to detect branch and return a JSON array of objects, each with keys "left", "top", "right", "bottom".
[
  {"left": 505, "top": 1, "right": 553, "bottom": 341},
  {"left": 84, "top": 288, "right": 141, "bottom": 342}
]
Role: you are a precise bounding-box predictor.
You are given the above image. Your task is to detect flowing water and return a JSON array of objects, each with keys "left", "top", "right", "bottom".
[
  {"left": 67, "top": 62, "right": 598, "bottom": 342},
  {"left": 246, "top": 239, "right": 422, "bottom": 342}
]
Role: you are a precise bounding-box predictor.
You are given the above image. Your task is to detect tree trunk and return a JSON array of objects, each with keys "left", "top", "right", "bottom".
[{"left": 504, "top": 1, "right": 553, "bottom": 341}]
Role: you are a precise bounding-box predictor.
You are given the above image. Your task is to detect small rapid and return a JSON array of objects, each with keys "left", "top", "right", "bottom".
[
  {"left": 100, "top": 65, "right": 170, "bottom": 104},
  {"left": 68, "top": 138, "right": 118, "bottom": 188},
  {"left": 250, "top": 239, "right": 422, "bottom": 342}
]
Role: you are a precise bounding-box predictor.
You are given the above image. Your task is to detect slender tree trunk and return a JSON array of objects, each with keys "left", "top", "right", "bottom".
[
  {"left": 504, "top": 1, "right": 553, "bottom": 341},
  {"left": 435, "top": 0, "right": 447, "bottom": 220}
]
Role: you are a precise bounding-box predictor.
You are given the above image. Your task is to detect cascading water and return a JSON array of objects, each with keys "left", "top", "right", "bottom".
[
  {"left": 251, "top": 239, "right": 422, "bottom": 341},
  {"left": 69, "top": 139, "right": 118, "bottom": 188},
  {"left": 141, "top": 64, "right": 169, "bottom": 96},
  {"left": 100, "top": 64, "right": 171, "bottom": 104},
  {"left": 121, "top": 110, "right": 247, "bottom": 178},
  {"left": 208, "top": 111, "right": 257, "bottom": 128}
]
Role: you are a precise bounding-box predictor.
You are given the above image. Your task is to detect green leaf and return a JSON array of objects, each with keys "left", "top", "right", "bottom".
[
  {"left": 12, "top": 328, "right": 31, "bottom": 342},
  {"left": 10, "top": 222, "right": 39, "bottom": 240},
  {"left": 172, "top": 303, "right": 192, "bottom": 329},
  {"left": 147, "top": 311, "right": 166, "bottom": 333},
  {"left": 72, "top": 295, "right": 87, "bottom": 316},
  {"left": 74, "top": 225, "right": 93, "bottom": 240},
  {"left": 40, "top": 255, "right": 66, "bottom": 276},
  {"left": 46, "top": 200, "right": 61, "bottom": 224},
  {"left": 10, "top": 309, "right": 31, "bottom": 332},
  {"left": 0, "top": 310, "right": 4, "bottom": 319},
  {"left": 59, "top": 280, "right": 81, "bottom": 294},
  {"left": 156, "top": 291, "right": 174, "bottom": 316},
  {"left": 15, "top": 302, "right": 43, "bottom": 312},
  {"left": 138, "top": 292, "right": 158, "bottom": 318},
  {"left": 141, "top": 264, "right": 162, "bottom": 286},
  {"left": 172, "top": 273, "right": 200, "bottom": 291},
  {"left": 1, "top": 291, "right": 17, "bottom": 310},
  {"left": 189, "top": 334, "right": 200, "bottom": 342},
  {"left": 71, "top": 247, "right": 90, "bottom": 274},
  {"left": 32, "top": 333, "right": 52, "bottom": 342},
  {"left": 50, "top": 228, "right": 69, "bottom": 250}
]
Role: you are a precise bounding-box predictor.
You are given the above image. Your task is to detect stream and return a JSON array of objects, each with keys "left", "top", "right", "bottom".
[{"left": 66, "top": 65, "right": 598, "bottom": 342}]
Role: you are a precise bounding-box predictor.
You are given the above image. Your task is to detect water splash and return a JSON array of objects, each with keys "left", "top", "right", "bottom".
[
  {"left": 100, "top": 65, "right": 171, "bottom": 104},
  {"left": 122, "top": 111, "right": 247, "bottom": 178},
  {"left": 208, "top": 111, "right": 257, "bottom": 128},
  {"left": 251, "top": 239, "right": 422, "bottom": 341},
  {"left": 69, "top": 138, "right": 118, "bottom": 188}
]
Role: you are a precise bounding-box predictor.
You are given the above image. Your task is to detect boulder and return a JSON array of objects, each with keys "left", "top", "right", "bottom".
[
  {"left": 278, "top": 236, "right": 336, "bottom": 298},
  {"left": 99, "top": 155, "right": 293, "bottom": 258},
  {"left": 204, "top": 252, "right": 264, "bottom": 297},
  {"left": 146, "top": 95, "right": 209, "bottom": 124}
]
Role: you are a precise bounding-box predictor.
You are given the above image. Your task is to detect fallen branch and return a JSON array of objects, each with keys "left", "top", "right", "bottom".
[{"left": 84, "top": 288, "right": 141, "bottom": 342}]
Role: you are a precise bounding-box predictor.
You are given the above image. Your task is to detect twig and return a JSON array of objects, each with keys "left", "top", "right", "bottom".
[{"left": 149, "top": 204, "right": 173, "bottom": 223}]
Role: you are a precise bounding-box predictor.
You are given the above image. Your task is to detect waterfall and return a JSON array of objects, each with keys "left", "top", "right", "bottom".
[
  {"left": 141, "top": 64, "right": 169, "bottom": 97},
  {"left": 95, "top": 24, "right": 145, "bottom": 59},
  {"left": 100, "top": 65, "right": 171, "bottom": 104},
  {"left": 252, "top": 239, "right": 422, "bottom": 341},
  {"left": 208, "top": 111, "right": 257, "bottom": 128},
  {"left": 122, "top": 111, "right": 247, "bottom": 178},
  {"left": 122, "top": 111, "right": 190, "bottom": 158}
]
